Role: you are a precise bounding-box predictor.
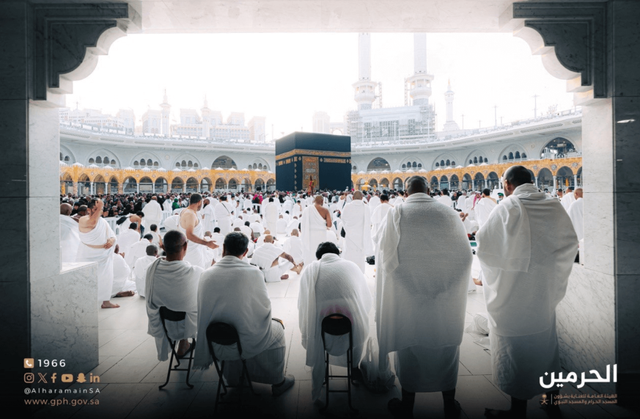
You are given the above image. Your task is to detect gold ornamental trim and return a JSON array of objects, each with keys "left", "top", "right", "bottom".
[{"left": 275, "top": 149, "right": 351, "bottom": 161}]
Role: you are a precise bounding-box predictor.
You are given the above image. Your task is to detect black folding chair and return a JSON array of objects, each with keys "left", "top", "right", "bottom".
[
  {"left": 320, "top": 313, "right": 358, "bottom": 414},
  {"left": 206, "top": 322, "right": 256, "bottom": 414},
  {"left": 158, "top": 306, "right": 195, "bottom": 389}
]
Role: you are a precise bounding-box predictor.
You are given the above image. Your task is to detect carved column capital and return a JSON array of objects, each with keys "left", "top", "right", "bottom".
[
  {"left": 505, "top": 2, "right": 608, "bottom": 101},
  {"left": 32, "top": 3, "right": 137, "bottom": 101}
]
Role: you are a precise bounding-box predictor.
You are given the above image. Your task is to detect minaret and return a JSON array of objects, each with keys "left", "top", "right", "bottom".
[
  {"left": 405, "top": 33, "right": 434, "bottom": 106},
  {"left": 160, "top": 89, "right": 171, "bottom": 136},
  {"left": 352, "top": 33, "right": 377, "bottom": 111},
  {"left": 201, "top": 94, "right": 212, "bottom": 139},
  {"left": 443, "top": 80, "right": 460, "bottom": 131}
]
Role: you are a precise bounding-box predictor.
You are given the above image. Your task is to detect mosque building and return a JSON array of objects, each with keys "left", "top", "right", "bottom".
[{"left": 60, "top": 33, "right": 582, "bottom": 197}]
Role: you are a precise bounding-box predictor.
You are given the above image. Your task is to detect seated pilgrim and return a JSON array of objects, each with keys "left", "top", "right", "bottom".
[
  {"left": 146, "top": 231, "right": 203, "bottom": 359},
  {"left": 282, "top": 229, "right": 304, "bottom": 266},
  {"left": 233, "top": 227, "right": 255, "bottom": 257},
  {"left": 193, "top": 232, "right": 295, "bottom": 396},
  {"left": 163, "top": 214, "right": 180, "bottom": 232},
  {"left": 126, "top": 234, "right": 153, "bottom": 268},
  {"left": 276, "top": 215, "right": 287, "bottom": 234},
  {"left": 298, "top": 242, "right": 372, "bottom": 402},
  {"left": 133, "top": 244, "right": 159, "bottom": 298},
  {"left": 111, "top": 245, "right": 136, "bottom": 298},
  {"left": 251, "top": 234, "right": 302, "bottom": 281},
  {"left": 117, "top": 222, "right": 140, "bottom": 257}
]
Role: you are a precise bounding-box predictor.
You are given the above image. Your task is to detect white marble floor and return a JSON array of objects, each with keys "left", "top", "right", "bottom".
[{"left": 31, "top": 260, "right": 638, "bottom": 419}]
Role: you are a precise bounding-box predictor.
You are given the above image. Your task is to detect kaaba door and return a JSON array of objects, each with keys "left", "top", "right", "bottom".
[{"left": 302, "top": 156, "right": 319, "bottom": 191}]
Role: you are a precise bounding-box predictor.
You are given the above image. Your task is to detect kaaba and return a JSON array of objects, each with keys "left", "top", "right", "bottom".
[{"left": 275, "top": 132, "right": 352, "bottom": 192}]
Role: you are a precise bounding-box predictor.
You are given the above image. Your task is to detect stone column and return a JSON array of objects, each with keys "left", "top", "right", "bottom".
[
  {"left": 118, "top": 182, "right": 123, "bottom": 194},
  {"left": 90, "top": 181, "right": 94, "bottom": 195},
  {"left": 534, "top": 176, "right": 538, "bottom": 188},
  {"left": 553, "top": 176, "right": 557, "bottom": 190},
  {"left": 73, "top": 182, "right": 78, "bottom": 195},
  {"left": 573, "top": 174, "right": 578, "bottom": 187}
]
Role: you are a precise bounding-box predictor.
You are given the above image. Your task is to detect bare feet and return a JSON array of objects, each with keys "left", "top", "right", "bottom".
[
  {"left": 115, "top": 291, "right": 135, "bottom": 297},
  {"left": 101, "top": 301, "right": 120, "bottom": 309},
  {"left": 280, "top": 274, "right": 289, "bottom": 280},
  {"left": 176, "top": 339, "right": 193, "bottom": 358}
]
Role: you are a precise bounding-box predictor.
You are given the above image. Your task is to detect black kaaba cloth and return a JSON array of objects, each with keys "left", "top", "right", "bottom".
[{"left": 275, "top": 132, "right": 351, "bottom": 192}]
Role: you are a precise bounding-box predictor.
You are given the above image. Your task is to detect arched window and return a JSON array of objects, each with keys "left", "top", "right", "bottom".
[
  {"left": 478, "top": 156, "right": 483, "bottom": 162},
  {"left": 473, "top": 157, "right": 478, "bottom": 164},
  {"left": 440, "top": 160, "right": 445, "bottom": 166},
  {"left": 96, "top": 156, "right": 102, "bottom": 164},
  {"left": 435, "top": 162, "right": 439, "bottom": 167},
  {"left": 515, "top": 151, "right": 521, "bottom": 159},
  {"left": 194, "top": 163, "right": 198, "bottom": 168},
  {"left": 175, "top": 162, "right": 180, "bottom": 167},
  {"left": 88, "top": 158, "right": 95, "bottom": 164},
  {"left": 450, "top": 161, "right": 455, "bottom": 166},
  {"left": 509, "top": 152, "right": 514, "bottom": 160},
  {"left": 446, "top": 159, "right": 450, "bottom": 166},
  {"left": 468, "top": 160, "right": 472, "bottom": 164},
  {"left": 418, "top": 163, "right": 422, "bottom": 168},
  {"left": 140, "top": 159, "right": 146, "bottom": 166},
  {"left": 522, "top": 153, "right": 527, "bottom": 159},
  {"left": 503, "top": 155, "right": 508, "bottom": 160},
  {"left": 147, "top": 159, "right": 152, "bottom": 166},
  {"left": 188, "top": 161, "right": 193, "bottom": 167},
  {"left": 134, "top": 161, "right": 139, "bottom": 166},
  {"left": 60, "top": 153, "right": 63, "bottom": 161},
  {"left": 104, "top": 156, "right": 109, "bottom": 164},
  {"left": 154, "top": 161, "right": 159, "bottom": 167},
  {"left": 484, "top": 158, "right": 488, "bottom": 163},
  {"left": 412, "top": 162, "right": 417, "bottom": 168},
  {"left": 181, "top": 160, "right": 187, "bottom": 167},
  {"left": 110, "top": 159, "right": 116, "bottom": 165}
]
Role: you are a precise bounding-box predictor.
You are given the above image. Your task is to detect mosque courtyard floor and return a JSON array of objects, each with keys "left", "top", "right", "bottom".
[{"left": 32, "top": 256, "right": 638, "bottom": 419}]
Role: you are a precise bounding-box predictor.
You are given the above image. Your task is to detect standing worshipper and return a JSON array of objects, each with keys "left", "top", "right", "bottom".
[
  {"left": 561, "top": 186, "right": 576, "bottom": 211},
  {"left": 60, "top": 203, "right": 80, "bottom": 264},
  {"left": 76, "top": 198, "right": 119, "bottom": 309},
  {"left": 476, "top": 166, "right": 578, "bottom": 418},
  {"left": 377, "top": 176, "right": 472, "bottom": 418},
  {"left": 340, "top": 190, "right": 374, "bottom": 273},
  {"left": 300, "top": 196, "right": 333, "bottom": 265},
  {"left": 178, "top": 193, "right": 219, "bottom": 269},
  {"left": 567, "top": 188, "right": 584, "bottom": 241},
  {"left": 142, "top": 196, "right": 163, "bottom": 231},
  {"left": 264, "top": 196, "right": 280, "bottom": 233},
  {"left": 370, "top": 194, "right": 394, "bottom": 253},
  {"left": 200, "top": 197, "right": 216, "bottom": 234},
  {"left": 214, "top": 195, "right": 234, "bottom": 235},
  {"left": 475, "top": 188, "right": 498, "bottom": 228}
]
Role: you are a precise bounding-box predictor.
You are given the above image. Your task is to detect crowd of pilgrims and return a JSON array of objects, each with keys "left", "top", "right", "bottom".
[{"left": 58, "top": 176, "right": 583, "bottom": 419}]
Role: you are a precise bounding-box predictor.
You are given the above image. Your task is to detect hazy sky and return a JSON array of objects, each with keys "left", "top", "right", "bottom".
[{"left": 67, "top": 33, "right": 575, "bottom": 140}]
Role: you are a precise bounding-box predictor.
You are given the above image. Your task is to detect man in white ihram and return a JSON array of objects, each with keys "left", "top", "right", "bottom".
[
  {"left": 214, "top": 195, "right": 235, "bottom": 235},
  {"left": 178, "top": 193, "right": 219, "bottom": 269},
  {"left": 76, "top": 198, "right": 119, "bottom": 309},
  {"left": 146, "top": 231, "right": 202, "bottom": 359},
  {"left": 251, "top": 234, "right": 301, "bottom": 282},
  {"left": 301, "top": 196, "right": 333, "bottom": 265},
  {"left": 477, "top": 165, "right": 578, "bottom": 418},
  {"left": 193, "top": 232, "right": 295, "bottom": 396},
  {"left": 60, "top": 203, "right": 80, "bottom": 264},
  {"left": 264, "top": 196, "right": 280, "bottom": 233},
  {"left": 142, "top": 196, "right": 163, "bottom": 232},
  {"left": 340, "top": 190, "right": 374, "bottom": 273},
  {"left": 298, "top": 241, "right": 372, "bottom": 403},
  {"left": 475, "top": 188, "right": 498, "bottom": 228},
  {"left": 567, "top": 188, "right": 583, "bottom": 242},
  {"left": 377, "top": 176, "right": 472, "bottom": 418}
]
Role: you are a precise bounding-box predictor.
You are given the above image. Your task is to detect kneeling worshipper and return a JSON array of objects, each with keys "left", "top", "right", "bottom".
[
  {"left": 125, "top": 234, "right": 153, "bottom": 268},
  {"left": 298, "top": 242, "right": 372, "bottom": 402},
  {"left": 111, "top": 245, "right": 136, "bottom": 298},
  {"left": 193, "top": 232, "right": 295, "bottom": 396},
  {"left": 251, "top": 235, "right": 302, "bottom": 281},
  {"left": 282, "top": 229, "right": 304, "bottom": 267},
  {"left": 146, "top": 231, "right": 203, "bottom": 359},
  {"left": 133, "top": 244, "right": 159, "bottom": 298}
]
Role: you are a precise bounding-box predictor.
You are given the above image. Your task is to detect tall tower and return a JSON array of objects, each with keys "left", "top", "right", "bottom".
[
  {"left": 405, "top": 33, "right": 434, "bottom": 106},
  {"left": 160, "top": 89, "right": 171, "bottom": 136},
  {"left": 201, "top": 94, "right": 212, "bottom": 139},
  {"left": 443, "top": 80, "right": 460, "bottom": 131},
  {"left": 352, "top": 33, "right": 377, "bottom": 111}
]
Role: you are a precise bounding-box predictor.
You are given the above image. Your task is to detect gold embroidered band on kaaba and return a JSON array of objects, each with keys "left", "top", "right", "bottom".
[{"left": 275, "top": 149, "right": 351, "bottom": 161}]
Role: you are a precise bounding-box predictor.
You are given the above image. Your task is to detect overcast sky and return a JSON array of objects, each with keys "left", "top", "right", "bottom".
[{"left": 66, "top": 33, "right": 575, "bottom": 141}]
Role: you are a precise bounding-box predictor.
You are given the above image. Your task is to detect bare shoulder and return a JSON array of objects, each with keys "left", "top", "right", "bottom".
[{"left": 316, "top": 205, "right": 329, "bottom": 216}]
